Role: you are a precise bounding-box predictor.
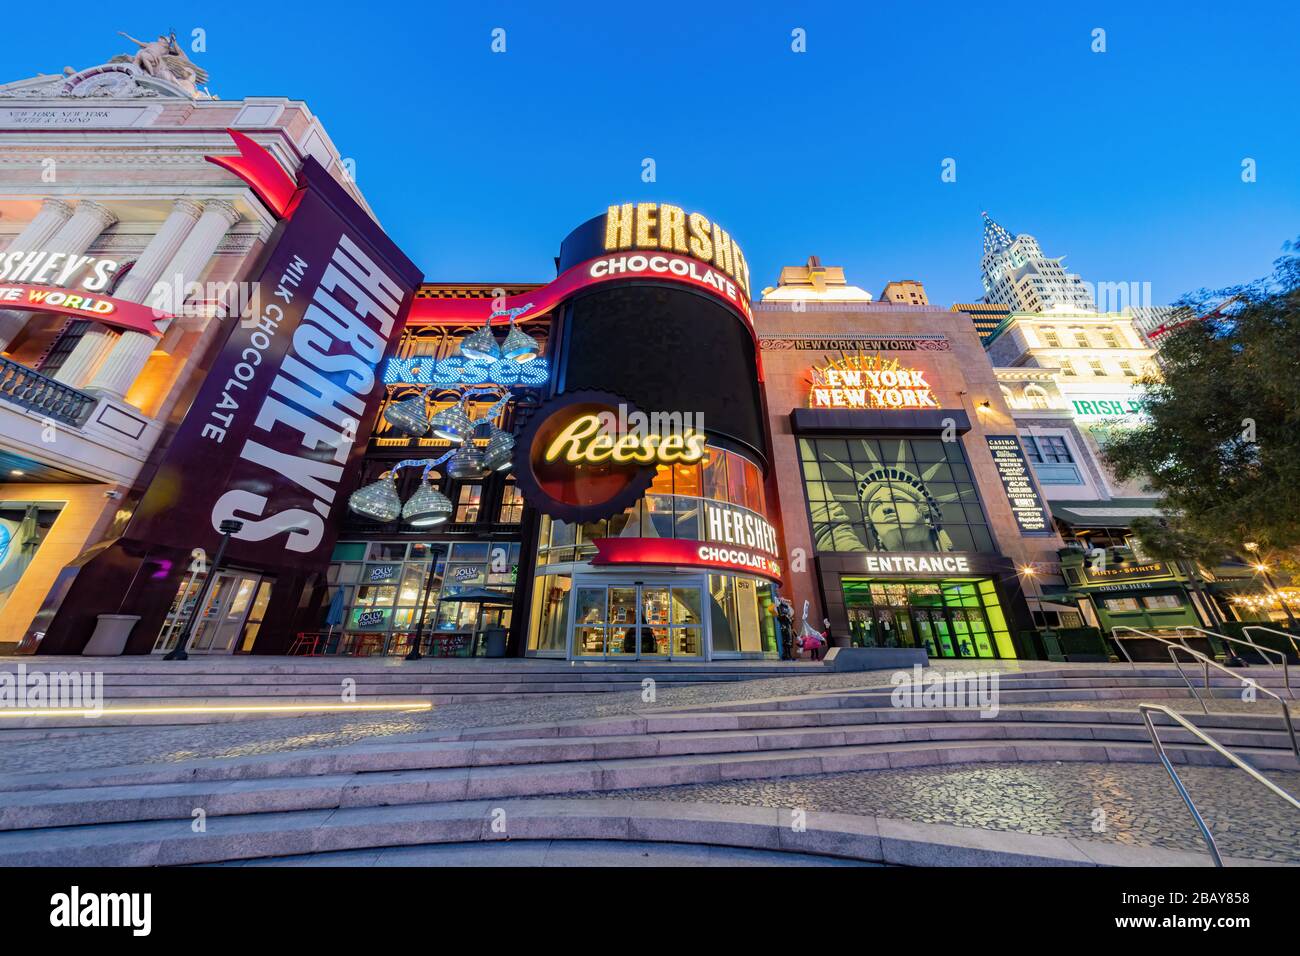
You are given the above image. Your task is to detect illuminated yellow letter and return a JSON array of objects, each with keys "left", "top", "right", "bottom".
[
  {"left": 658, "top": 205, "right": 689, "bottom": 253},
  {"left": 634, "top": 203, "right": 658, "bottom": 249},
  {"left": 604, "top": 203, "right": 634, "bottom": 250},
  {"left": 688, "top": 212, "right": 713, "bottom": 261}
]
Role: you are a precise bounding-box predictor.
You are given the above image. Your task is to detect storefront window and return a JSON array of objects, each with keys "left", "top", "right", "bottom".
[
  {"left": 800, "top": 436, "right": 994, "bottom": 553},
  {"left": 708, "top": 574, "right": 737, "bottom": 653},
  {"left": 324, "top": 540, "right": 520, "bottom": 656},
  {"left": 528, "top": 573, "right": 571, "bottom": 652}
]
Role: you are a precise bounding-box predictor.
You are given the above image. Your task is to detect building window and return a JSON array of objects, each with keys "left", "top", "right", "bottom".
[
  {"left": 1119, "top": 360, "right": 1136, "bottom": 377},
  {"left": 1142, "top": 594, "right": 1183, "bottom": 610},
  {"left": 498, "top": 483, "right": 524, "bottom": 523},
  {"left": 1023, "top": 384, "right": 1050, "bottom": 409},
  {"left": 1073, "top": 330, "right": 1090, "bottom": 348},
  {"left": 1059, "top": 359, "right": 1076, "bottom": 376},
  {"left": 1101, "top": 328, "right": 1120, "bottom": 348},
  {"left": 799, "top": 436, "right": 995, "bottom": 554},
  {"left": 1041, "top": 327, "right": 1061, "bottom": 347},
  {"left": 1088, "top": 359, "right": 1105, "bottom": 376},
  {"left": 1102, "top": 597, "right": 1142, "bottom": 612},
  {"left": 455, "top": 484, "right": 483, "bottom": 523},
  {"left": 1023, "top": 435, "right": 1073, "bottom": 464}
]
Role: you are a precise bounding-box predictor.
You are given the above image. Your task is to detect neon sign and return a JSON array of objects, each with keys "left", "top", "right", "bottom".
[
  {"left": 383, "top": 354, "right": 548, "bottom": 388},
  {"left": 603, "top": 203, "right": 750, "bottom": 302},
  {"left": 543, "top": 412, "right": 707, "bottom": 466},
  {"left": 809, "top": 354, "right": 939, "bottom": 410}
]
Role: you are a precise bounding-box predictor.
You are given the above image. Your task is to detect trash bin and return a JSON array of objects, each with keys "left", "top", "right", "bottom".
[
  {"left": 83, "top": 614, "right": 141, "bottom": 656},
  {"left": 483, "top": 626, "right": 508, "bottom": 658}
]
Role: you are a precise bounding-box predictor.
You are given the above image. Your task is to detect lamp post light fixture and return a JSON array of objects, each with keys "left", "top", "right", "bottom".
[
  {"left": 1019, "top": 564, "right": 1047, "bottom": 628},
  {"left": 165, "top": 519, "right": 245, "bottom": 661}
]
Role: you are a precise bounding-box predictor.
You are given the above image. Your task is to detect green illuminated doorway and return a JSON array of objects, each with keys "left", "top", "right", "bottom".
[{"left": 841, "top": 577, "right": 1016, "bottom": 659}]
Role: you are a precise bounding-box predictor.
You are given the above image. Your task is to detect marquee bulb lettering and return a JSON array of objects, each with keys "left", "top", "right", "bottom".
[{"left": 603, "top": 202, "right": 750, "bottom": 301}]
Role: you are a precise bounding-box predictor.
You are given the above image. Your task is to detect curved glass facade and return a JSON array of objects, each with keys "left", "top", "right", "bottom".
[{"left": 527, "top": 445, "right": 781, "bottom": 660}]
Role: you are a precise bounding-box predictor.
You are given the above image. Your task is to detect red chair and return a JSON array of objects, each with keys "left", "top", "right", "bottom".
[{"left": 287, "top": 632, "right": 322, "bottom": 656}]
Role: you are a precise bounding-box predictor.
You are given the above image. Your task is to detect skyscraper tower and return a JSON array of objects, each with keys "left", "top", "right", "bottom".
[{"left": 980, "top": 212, "right": 1096, "bottom": 312}]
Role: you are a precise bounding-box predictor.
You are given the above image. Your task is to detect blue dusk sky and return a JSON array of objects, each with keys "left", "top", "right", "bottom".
[{"left": 7, "top": 1, "right": 1299, "bottom": 305}]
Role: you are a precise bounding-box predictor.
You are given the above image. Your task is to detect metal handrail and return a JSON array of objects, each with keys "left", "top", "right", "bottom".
[
  {"left": 1242, "top": 624, "right": 1300, "bottom": 661},
  {"left": 1112, "top": 625, "right": 1299, "bottom": 760},
  {"left": 1164, "top": 642, "right": 1299, "bottom": 761},
  {"left": 1110, "top": 624, "right": 1207, "bottom": 704},
  {"left": 1138, "top": 703, "right": 1300, "bottom": 867},
  {"left": 1176, "top": 625, "right": 1291, "bottom": 696}
]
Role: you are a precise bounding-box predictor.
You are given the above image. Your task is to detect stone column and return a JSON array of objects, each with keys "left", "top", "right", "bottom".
[
  {"left": 85, "top": 200, "right": 240, "bottom": 400},
  {"left": 53, "top": 198, "right": 204, "bottom": 389},
  {"left": 0, "top": 198, "right": 83, "bottom": 350}
]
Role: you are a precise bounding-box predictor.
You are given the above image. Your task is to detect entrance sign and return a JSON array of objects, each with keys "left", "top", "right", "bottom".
[
  {"left": 985, "top": 435, "right": 1051, "bottom": 535},
  {"left": 862, "top": 553, "right": 972, "bottom": 575},
  {"left": 809, "top": 354, "right": 939, "bottom": 410}
]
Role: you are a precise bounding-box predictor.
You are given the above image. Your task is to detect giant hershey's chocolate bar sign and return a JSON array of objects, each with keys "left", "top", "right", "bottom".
[{"left": 126, "top": 160, "right": 421, "bottom": 568}]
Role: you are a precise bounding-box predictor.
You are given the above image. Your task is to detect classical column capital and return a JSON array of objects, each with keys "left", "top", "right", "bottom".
[
  {"left": 201, "top": 199, "right": 242, "bottom": 227},
  {"left": 171, "top": 197, "right": 205, "bottom": 222},
  {"left": 73, "top": 199, "right": 118, "bottom": 229},
  {"left": 39, "top": 197, "right": 76, "bottom": 219}
]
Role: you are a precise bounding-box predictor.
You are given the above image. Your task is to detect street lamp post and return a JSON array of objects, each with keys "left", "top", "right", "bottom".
[
  {"left": 165, "top": 519, "right": 244, "bottom": 661},
  {"left": 1019, "top": 564, "right": 1045, "bottom": 625},
  {"left": 1244, "top": 542, "right": 1296, "bottom": 628}
]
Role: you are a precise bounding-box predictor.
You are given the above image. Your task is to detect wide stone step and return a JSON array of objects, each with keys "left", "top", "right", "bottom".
[
  {"left": 1, "top": 728, "right": 1294, "bottom": 832},
  {"left": 0, "top": 797, "right": 1246, "bottom": 868},
  {"left": 449, "top": 704, "right": 1300, "bottom": 742}
]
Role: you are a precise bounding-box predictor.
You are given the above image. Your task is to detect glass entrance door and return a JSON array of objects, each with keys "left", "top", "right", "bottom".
[
  {"left": 153, "top": 572, "right": 268, "bottom": 654},
  {"left": 570, "top": 581, "right": 706, "bottom": 660}
]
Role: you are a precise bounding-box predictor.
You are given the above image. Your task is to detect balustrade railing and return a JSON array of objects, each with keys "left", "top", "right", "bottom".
[{"left": 0, "top": 355, "right": 97, "bottom": 427}]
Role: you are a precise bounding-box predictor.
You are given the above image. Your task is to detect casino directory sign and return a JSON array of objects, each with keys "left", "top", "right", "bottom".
[{"left": 985, "top": 435, "right": 1052, "bottom": 535}]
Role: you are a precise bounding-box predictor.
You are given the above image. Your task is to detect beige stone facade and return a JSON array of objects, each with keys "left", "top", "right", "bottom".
[
  {"left": 756, "top": 286, "right": 1065, "bottom": 656},
  {"left": 0, "top": 46, "right": 372, "bottom": 649}
]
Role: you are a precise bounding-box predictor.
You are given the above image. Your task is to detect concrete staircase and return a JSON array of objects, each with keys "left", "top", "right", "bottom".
[
  {"left": 0, "top": 657, "right": 813, "bottom": 726},
  {"left": 0, "top": 666, "right": 1296, "bottom": 865}
]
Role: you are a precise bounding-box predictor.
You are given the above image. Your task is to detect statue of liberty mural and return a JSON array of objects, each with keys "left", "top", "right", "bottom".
[{"left": 811, "top": 442, "right": 957, "bottom": 553}]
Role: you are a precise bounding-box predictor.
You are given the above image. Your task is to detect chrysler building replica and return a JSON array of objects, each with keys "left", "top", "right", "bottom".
[{"left": 980, "top": 212, "right": 1096, "bottom": 312}]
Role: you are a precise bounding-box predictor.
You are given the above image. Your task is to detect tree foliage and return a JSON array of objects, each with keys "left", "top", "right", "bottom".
[{"left": 1103, "top": 237, "right": 1300, "bottom": 573}]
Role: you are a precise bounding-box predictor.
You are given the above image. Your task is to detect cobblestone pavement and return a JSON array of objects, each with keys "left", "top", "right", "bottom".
[
  {"left": 0, "top": 661, "right": 1048, "bottom": 775},
  {"left": 563, "top": 762, "right": 1300, "bottom": 864}
]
